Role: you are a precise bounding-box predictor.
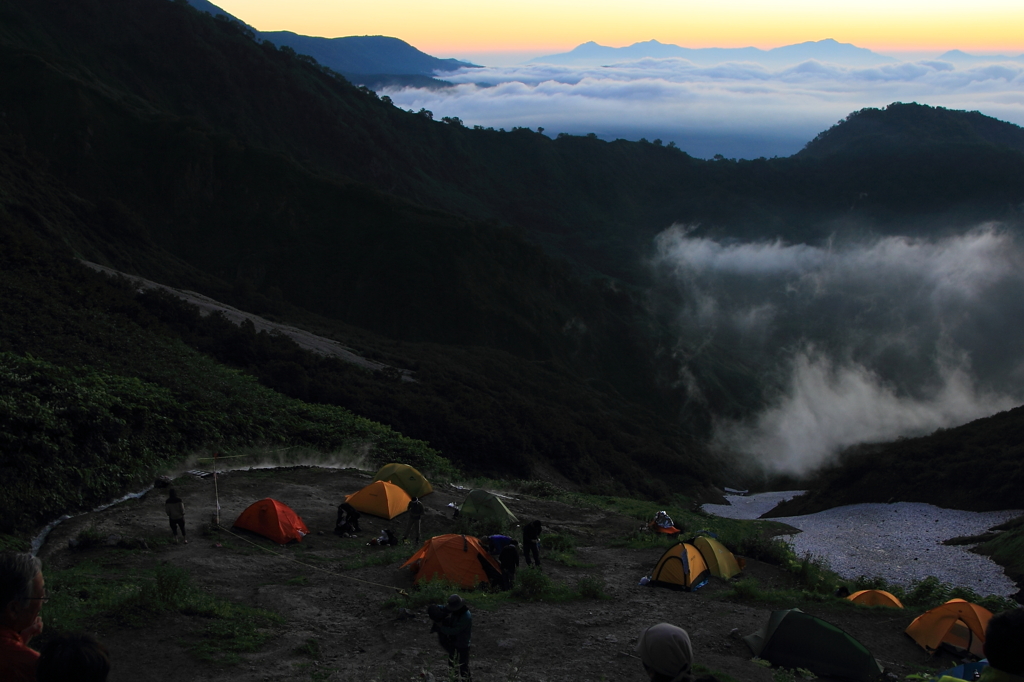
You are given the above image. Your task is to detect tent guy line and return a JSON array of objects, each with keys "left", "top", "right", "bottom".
[{"left": 213, "top": 523, "right": 408, "bottom": 596}]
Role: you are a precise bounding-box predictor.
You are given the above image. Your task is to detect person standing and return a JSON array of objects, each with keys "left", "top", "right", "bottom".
[
  {"left": 0, "top": 552, "right": 46, "bottom": 682},
  {"left": 402, "top": 496, "right": 425, "bottom": 545},
  {"left": 522, "top": 520, "right": 542, "bottom": 568},
  {"left": 165, "top": 489, "right": 187, "bottom": 544},
  {"left": 498, "top": 540, "right": 520, "bottom": 590},
  {"left": 436, "top": 594, "right": 472, "bottom": 680}
]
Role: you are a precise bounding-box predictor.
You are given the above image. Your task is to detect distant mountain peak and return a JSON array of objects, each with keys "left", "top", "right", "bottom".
[{"left": 531, "top": 38, "right": 895, "bottom": 66}]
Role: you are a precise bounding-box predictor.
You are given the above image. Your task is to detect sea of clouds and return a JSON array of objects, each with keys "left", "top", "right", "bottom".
[
  {"left": 383, "top": 58, "right": 1024, "bottom": 158},
  {"left": 650, "top": 225, "right": 1024, "bottom": 474}
]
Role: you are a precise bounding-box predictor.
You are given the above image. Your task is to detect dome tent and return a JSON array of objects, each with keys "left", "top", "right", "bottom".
[
  {"left": 744, "top": 608, "right": 884, "bottom": 682},
  {"left": 345, "top": 480, "right": 412, "bottom": 520},
  {"left": 233, "top": 498, "right": 309, "bottom": 544},
  {"left": 401, "top": 534, "right": 502, "bottom": 588},
  {"left": 847, "top": 589, "right": 904, "bottom": 609},
  {"left": 693, "top": 535, "right": 742, "bottom": 580},
  {"left": 648, "top": 542, "right": 710, "bottom": 591},
  {"left": 372, "top": 462, "right": 433, "bottom": 498},
  {"left": 905, "top": 598, "right": 992, "bottom": 657},
  {"left": 458, "top": 489, "right": 518, "bottom": 527}
]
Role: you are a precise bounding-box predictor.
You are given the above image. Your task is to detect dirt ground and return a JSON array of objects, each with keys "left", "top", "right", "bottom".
[{"left": 35, "top": 467, "right": 958, "bottom": 682}]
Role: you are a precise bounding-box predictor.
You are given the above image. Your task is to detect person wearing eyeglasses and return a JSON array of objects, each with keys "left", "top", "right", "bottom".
[{"left": 0, "top": 552, "right": 47, "bottom": 682}]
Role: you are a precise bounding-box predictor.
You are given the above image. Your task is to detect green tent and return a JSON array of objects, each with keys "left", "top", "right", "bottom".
[
  {"left": 458, "top": 489, "right": 518, "bottom": 527},
  {"left": 743, "top": 609, "right": 883, "bottom": 682},
  {"left": 372, "top": 462, "right": 433, "bottom": 498}
]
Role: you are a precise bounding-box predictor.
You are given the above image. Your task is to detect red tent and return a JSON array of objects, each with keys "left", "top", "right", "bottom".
[{"left": 233, "top": 498, "right": 309, "bottom": 544}]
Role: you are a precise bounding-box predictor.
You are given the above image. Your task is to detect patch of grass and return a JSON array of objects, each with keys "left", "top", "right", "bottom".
[
  {"left": 71, "top": 526, "right": 108, "bottom": 551},
  {"left": 574, "top": 574, "right": 609, "bottom": 599},
  {"left": 284, "top": 575, "right": 310, "bottom": 586},
  {"left": 540, "top": 531, "right": 590, "bottom": 567},
  {"left": 341, "top": 545, "right": 408, "bottom": 571},
  {"left": 847, "top": 574, "right": 1018, "bottom": 613},
  {"left": 975, "top": 518, "right": 1024, "bottom": 590},
  {"left": 693, "top": 663, "right": 741, "bottom": 682},
  {"left": 384, "top": 576, "right": 468, "bottom": 611},
  {"left": 0, "top": 534, "right": 30, "bottom": 552},
  {"left": 295, "top": 637, "right": 322, "bottom": 658},
  {"left": 45, "top": 561, "right": 282, "bottom": 665}
]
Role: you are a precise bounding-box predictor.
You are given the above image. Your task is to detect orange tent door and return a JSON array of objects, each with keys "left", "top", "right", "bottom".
[{"left": 233, "top": 498, "right": 309, "bottom": 544}]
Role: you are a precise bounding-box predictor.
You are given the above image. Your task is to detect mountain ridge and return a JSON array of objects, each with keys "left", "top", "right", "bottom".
[{"left": 529, "top": 37, "right": 898, "bottom": 67}]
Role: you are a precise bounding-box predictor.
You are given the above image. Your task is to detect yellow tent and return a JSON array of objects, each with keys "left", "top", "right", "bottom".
[
  {"left": 345, "top": 480, "right": 412, "bottom": 520},
  {"left": 693, "top": 535, "right": 742, "bottom": 580},
  {"left": 372, "top": 462, "right": 433, "bottom": 498},
  {"left": 847, "top": 590, "right": 903, "bottom": 609},
  {"left": 650, "top": 542, "right": 710, "bottom": 591},
  {"left": 905, "top": 598, "right": 992, "bottom": 657}
]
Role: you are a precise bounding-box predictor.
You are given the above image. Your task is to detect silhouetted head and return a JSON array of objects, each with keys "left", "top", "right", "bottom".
[
  {"left": 985, "top": 608, "right": 1024, "bottom": 674},
  {"left": 636, "top": 623, "right": 693, "bottom": 682},
  {"left": 446, "top": 594, "right": 464, "bottom": 612},
  {"left": 0, "top": 552, "right": 44, "bottom": 632},
  {"left": 37, "top": 633, "right": 111, "bottom": 682}
]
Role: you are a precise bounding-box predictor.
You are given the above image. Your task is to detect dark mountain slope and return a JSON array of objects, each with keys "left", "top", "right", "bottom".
[
  {"left": 0, "top": 136, "right": 715, "bottom": 534},
  {"left": 259, "top": 32, "right": 478, "bottom": 76},
  {"left": 0, "top": 0, "right": 722, "bottom": 527},
  {"left": 800, "top": 102, "right": 1024, "bottom": 158},
  {"left": 765, "top": 405, "right": 1024, "bottom": 514},
  {"left": 5, "top": 0, "right": 1023, "bottom": 287}
]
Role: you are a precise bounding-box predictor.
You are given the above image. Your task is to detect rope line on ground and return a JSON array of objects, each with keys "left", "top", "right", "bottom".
[{"left": 214, "top": 523, "right": 408, "bottom": 596}]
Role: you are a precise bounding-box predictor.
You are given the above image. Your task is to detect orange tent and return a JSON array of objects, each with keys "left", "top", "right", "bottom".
[
  {"left": 847, "top": 590, "right": 904, "bottom": 609},
  {"left": 401, "top": 534, "right": 502, "bottom": 588},
  {"left": 345, "top": 480, "right": 412, "bottom": 520},
  {"left": 233, "top": 498, "right": 309, "bottom": 544},
  {"left": 905, "top": 598, "right": 992, "bottom": 656}
]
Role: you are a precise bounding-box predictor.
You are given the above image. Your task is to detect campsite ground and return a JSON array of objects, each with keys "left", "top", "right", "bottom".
[{"left": 35, "top": 467, "right": 965, "bottom": 682}]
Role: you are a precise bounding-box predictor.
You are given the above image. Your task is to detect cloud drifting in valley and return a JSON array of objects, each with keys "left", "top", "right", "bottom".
[
  {"left": 383, "top": 59, "right": 1024, "bottom": 158},
  {"left": 650, "top": 226, "right": 1024, "bottom": 474}
]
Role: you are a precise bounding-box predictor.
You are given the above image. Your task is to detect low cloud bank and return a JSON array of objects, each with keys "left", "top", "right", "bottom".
[
  {"left": 651, "top": 225, "right": 1024, "bottom": 474},
  {"left": 714, "top": 349, "right": 1017, "bottom": 474},
  {"left": 383, "top": 59, "right": 1024, "bottom": 158}
]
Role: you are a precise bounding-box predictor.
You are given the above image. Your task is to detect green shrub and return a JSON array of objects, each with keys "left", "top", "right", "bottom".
[
  {"left": 71, "top": 527, "right": 107, "bottom": 551},
  {"left": 574, "top": 574, "right": 608, "bottom": 599},
  {"left": 384, "top": 576, "right": 467, "bottom": 611},
  {"left": 729, "top": 577, "right": 765, "bottom": 601}
]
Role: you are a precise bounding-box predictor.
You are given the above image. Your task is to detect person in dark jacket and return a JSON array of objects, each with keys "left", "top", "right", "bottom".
[
  {"left": 498, "top": 540, "right": 520, "bottom": 590},
  {"left": 522, "top": 520, "right": 542, "bottom": 567},
  {"left": 435, "top": 594, "right": 472, "bottom": 680},
  {"left": 335, "top": 502, "right": 361, "bottom": 536},
  {"left": 165, "top": 489, "right": 186, "bottom": 545},
  {"left": 402, "top": 497, "right": 425, "bottom": 545}
]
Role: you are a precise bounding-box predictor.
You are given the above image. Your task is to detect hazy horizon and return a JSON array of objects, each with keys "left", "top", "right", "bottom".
[{"left": 381, "top": 55, "right": 1024, "bottom": 160}]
